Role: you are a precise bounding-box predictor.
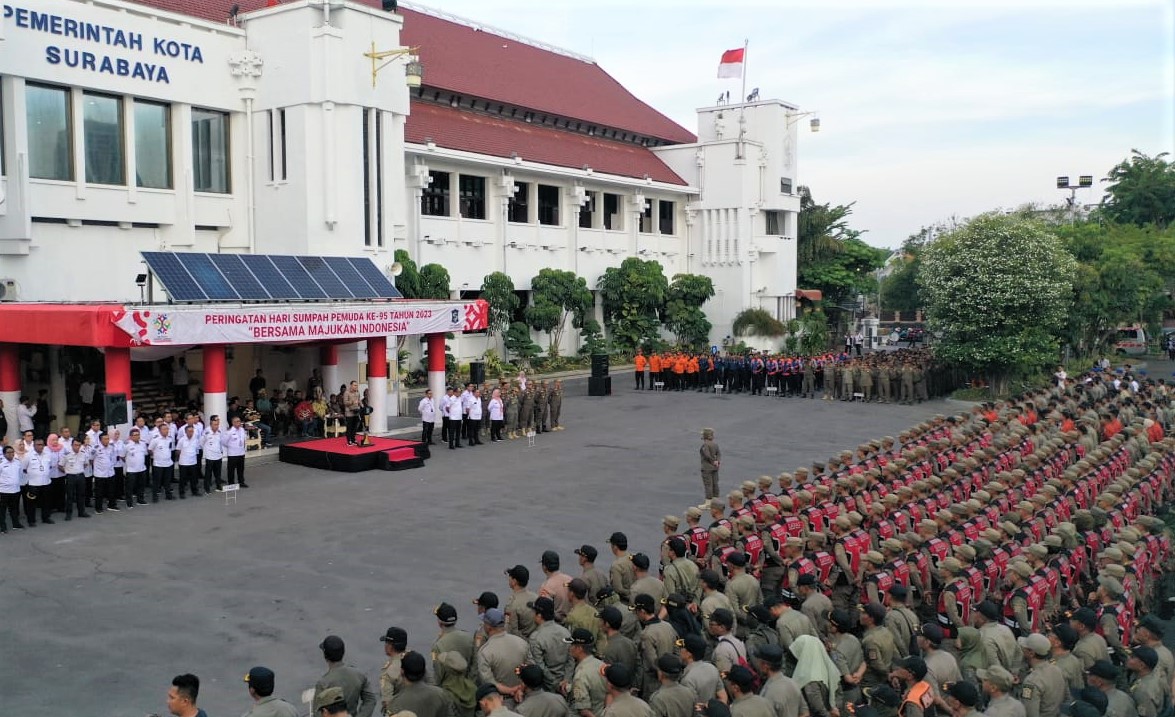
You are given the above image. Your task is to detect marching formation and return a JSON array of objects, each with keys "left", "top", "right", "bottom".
[
  {"left": 187, "top": 366, "right": 1175, "bottom": 717},
  {"left": 632, "top": 348, "right": 949, "bottom": 403},
  {"left": 0, "top": 411, "right": 251, "bottom": 531}
]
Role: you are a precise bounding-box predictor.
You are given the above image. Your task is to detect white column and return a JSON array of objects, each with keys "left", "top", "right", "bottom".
[
  {"left": 0, "top": 391, "right": 18, "bottom": 444},
  {"left": 366, "top": 337, "right": 388, "bottom": 435}
]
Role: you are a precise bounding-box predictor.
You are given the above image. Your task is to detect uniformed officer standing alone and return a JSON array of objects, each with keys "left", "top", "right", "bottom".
[{"left": 700, "top": 429, "right": 721, "bottom": 500}]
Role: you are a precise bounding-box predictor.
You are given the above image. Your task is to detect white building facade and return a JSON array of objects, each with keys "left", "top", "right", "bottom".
[{"left": 0, "top": 0, "right": 808, "bottom": 415}]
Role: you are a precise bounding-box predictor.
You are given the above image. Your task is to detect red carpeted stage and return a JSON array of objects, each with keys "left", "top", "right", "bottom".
[{"left": 279, "top": 436, "right": 430, "bottom": 473}]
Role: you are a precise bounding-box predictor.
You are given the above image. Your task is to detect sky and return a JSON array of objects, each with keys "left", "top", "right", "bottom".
[{"left": 408, "top": 0, "right": 1174, "bottom": 248}]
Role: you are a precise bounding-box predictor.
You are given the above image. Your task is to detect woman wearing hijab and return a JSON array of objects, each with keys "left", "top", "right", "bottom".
[
  {"left": 790, "top": 634, "right": 840, "bottom": 717},
  {"left": 954, "top": 626, "right": 989, "bottom": 686},
  {"left": 664, "top": 593, "right": 704, "bottom": 638}
]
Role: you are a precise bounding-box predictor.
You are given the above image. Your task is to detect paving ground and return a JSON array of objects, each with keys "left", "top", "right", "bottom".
[{"left": 2, "top": 385, "right": 952, "bottom": 716}]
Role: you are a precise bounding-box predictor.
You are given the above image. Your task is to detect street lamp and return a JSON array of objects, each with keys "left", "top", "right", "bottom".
[
  {"left": 1056, "top": 175, "right": 1093, "bottom": 222},
  {"left": 363, "top": 43, "right": 423, "bottom": 87},
  {"left": 786, "top": 110, "right": 821, "bottom": 132}
]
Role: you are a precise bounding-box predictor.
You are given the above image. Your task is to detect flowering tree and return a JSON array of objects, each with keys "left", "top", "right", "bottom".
[{"left": 918, "top": 213, "right": 1076, "bottom": 394}]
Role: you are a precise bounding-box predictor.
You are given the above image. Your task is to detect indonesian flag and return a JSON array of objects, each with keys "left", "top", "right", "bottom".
[{"left": 717, "top": 48, "right": 745, "bottom": 79}]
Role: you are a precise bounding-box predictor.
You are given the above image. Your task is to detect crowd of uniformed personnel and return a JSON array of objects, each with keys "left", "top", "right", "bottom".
[
  {"left": 632, "top": 348, "right": 948, "bottom": 404},
  {"left": 163, "top": 367, "right": 1175, "bottom": 717}
]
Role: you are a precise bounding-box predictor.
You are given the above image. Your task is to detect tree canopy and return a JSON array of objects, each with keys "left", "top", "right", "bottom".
[
  {"left": 664, "top": 273, "right": 715, "bottom": 349},
  {"left": 527, "top": 268, "right": 593, "bottom": 356},
  {"left": 480, "top": 272, "right": 519, "bottom": 338},
  {"left": 1101, "top": 150, "right": 1175, "bottom": 229},
  {"left": 598, "top": 257, "right": 670, "bottom": 350}
]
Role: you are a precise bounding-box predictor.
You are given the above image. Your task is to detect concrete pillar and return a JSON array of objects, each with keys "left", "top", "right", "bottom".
[
  {"left": 103, "top": 347, "right": 133, "bottom": 437},
  {"left": 427, "top": 333, "right": 446, "bottom": 429},
  {"left": 321, "top": 344, "right": 340, "bottom": 401},
  {"left": 366, "top": 336, "right": 387, "bottom": 435},
  {"left": 202, "top": 345, "right": 228, "bottom": 425},
  {"left": 0, "top": 343, "right": 20, "bottom": 444},
  {"left": 48, "top": 346, "right": 67, "bottom": 435}
]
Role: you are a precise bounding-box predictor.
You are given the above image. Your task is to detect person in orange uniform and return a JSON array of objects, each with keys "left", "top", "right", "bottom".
[
  {"left": 634, "top": 350, "right": 648, "bottom": 391},
  {"left": 688, "top": 355, "right": 700, "bottom": 391},
  {"left": 673, "top": 354, "right": 687, "bottom": 391},
  {"left": 650, "top": 353, "right": 663, "bottom": 390}
]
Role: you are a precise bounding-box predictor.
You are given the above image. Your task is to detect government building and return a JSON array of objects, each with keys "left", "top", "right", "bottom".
[{"left": 0, "top": 0, "right": 811, "bottom": 433}]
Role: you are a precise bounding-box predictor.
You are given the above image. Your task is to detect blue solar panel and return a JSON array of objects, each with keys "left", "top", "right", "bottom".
[
  {"left": 325, "top": 257, "right": 378, "bottom": 299},
  {"left": 209, "top": 254, "right": 271, "bottom": 301},
  {"left": 240, "top": 255, "right": 298, "bottom": 300},
  {"left": 142, "top": 252, "right": 207, "bottom": 302},
  {"left": 182, "top": 253, "right": 239, "bottom": 301},
  {"left": 349, "top": 257, "right": 403, "bottom": 298},
  {"left": 270, "top": 255, "right": 328, "bottom": 299},
  {"left": 298, "top": 256, "right": 354, "bottom": 299}
]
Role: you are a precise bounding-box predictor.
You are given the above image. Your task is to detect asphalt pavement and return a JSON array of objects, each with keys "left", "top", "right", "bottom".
[{"left": 1, "top": 385, "right": 950, "bottom": 716}]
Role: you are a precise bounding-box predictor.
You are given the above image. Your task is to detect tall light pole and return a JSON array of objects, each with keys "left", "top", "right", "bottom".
[{"left": 1056, "top": 175, "right": 1093, "bottom": 223}]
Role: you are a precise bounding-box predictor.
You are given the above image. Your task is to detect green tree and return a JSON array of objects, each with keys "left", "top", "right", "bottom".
[
  {"left": 578, "top": 318, "right": 607, "bottom": 356},
  {"left": 527, "top": 268, "right": 593, "bottom": 357},
  {"left": 392, "top": 249, "right": 421, "bottom": 299},
  {"left": 918, "top": 213, "right": 1076, "bottom": 394},
  {"left": 1102, "top": 150, "right": 1175, "bottom": 228},
  {"left": 798, "top": 309, "right": 830, "bottom": 354},
  {"left": 598, "top": 258, "right": 669, "bottom": 350},
  {"left": 732, "top": 308, "right": 785, "bottom": 337},
  {"left": 418, "top": 263, "right": 451, "bottom": 300},
  {"left": 664, "top": 273, "right": 715, "bottom": 349},
  {"left": 480, "top": 272, "right": 519, "bottom": 338},
  {"left": 797, "top": 186, "right": 859, "bottom": 265},
  {"left": 797, "top": 237, "right": 887, "bottom": 309},
  {"left": 504, "top": 321, "right": 541, "bottom": 364}
]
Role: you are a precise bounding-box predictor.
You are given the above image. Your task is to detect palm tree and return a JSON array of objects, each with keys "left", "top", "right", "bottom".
[{"left": 796, "top": 186, "right": 859, "bottom": 264}]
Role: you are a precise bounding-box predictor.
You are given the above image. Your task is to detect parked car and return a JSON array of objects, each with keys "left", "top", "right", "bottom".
[{"left": 1113, "top": 326, "right": 1148, "bottom": 356}]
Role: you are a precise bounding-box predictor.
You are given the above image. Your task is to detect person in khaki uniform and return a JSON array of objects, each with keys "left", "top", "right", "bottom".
[
  {"left": 526, "top": 597, "right": 571, "bottom": 694},
  {"left": 768, "top": 594, "right": 817, "bottom": 652},
  {"left": 517, "top": 664, "right": 572, "bottom": 717},
  {"left": 859, "top": 602, "right": 899, "bottom": 691},
  {"left": 723, "top": 552, "right": 762, "bottom": 639},
  {"left": 242, "top": 666, "right": 300, "bottom": 717},
  {"left": 565, "top": 579, "right": 604, "bottom": 647},
  {"left": 632, "top": 594, "right": 679, "bottom": 698},
  {"left": 629, "top": 554, "right": 667, "bottom": 607},
  {"left": 975, "top": 600, "right": 1023, "bottom": 675},
  {"left": 599, "top": 606, "right": 640, "bottom": 691},
  {"left": 978, "top": 666, "right": 1025, "bottom": 717},
  {"left": 699, "top": 570, "right": 734, "bottom": 622},
  {"left": 548, "top": 382, "right": 564, "bottom": 431},
  {"left": 1127, "top": 647, "right": 1166, "bottom": 717},
  {"left": 1017, "top": 633, "right": 1067, "bottom": 717},
  {"left": 663, "top": 538, "right": 700, "bottom": 604},
  {"left": 649, "top": 654, "right": 696, "bottom": 717},
  {"left": 476, "top": 609, "right": 529, "bottom": 700},
  {"left": 1071, "top": 607, "right": 1110, "bottom": 670},
  {"left": 755, "top": 645, "right": 804, "bottom": 717},
  {"left": 504, "top": 565, "right": 539, "bottom": 640},
  {"left": 314, "top": 635, "right": 378, "bottom": 717},
  {"left": 564, "top": 629, "right": 607, "bottom": 717},
  {"left": 576, "top": 545, "right": 610, "bottom": 605},
  {"left": 1086, "top": 660, "right": 1137, "bottom": 717},
  {"left": 1047, "top": 624, "right": 1086, "bottom": 698},
  {"left": 725, "top": 666, "right": 776, "bottom": 717},
  {"left": 1134, "top": 616, "right": 1175, "bottom": 690},
  {"left": 378, "top": 627, "right": 407, "bottom": 715},
  {"left": 388, "top": 652, "right": 455, "bottom": 717},
  {"left": 602, "top": 664, "right": 654, "bottom": 717},
  {"left": 700, "top": 429, "right": 721, "bottom": 500},
  {"left": 608, "top": 532, "right": 637, "bottom": 603},
  {"left": 432, "top": 603, "right": 477, "bottom": 685}
]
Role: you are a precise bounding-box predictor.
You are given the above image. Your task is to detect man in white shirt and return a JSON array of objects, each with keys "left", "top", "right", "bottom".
[
  {"left": 460, "top": 384, "right": 474, "bottom": 445},
  {"left": 176, "top": 424, "right": 202, "bottom": 498},
  {"left": 16, "top": 395, "right": 36, "bottom": 434},
  {"left": 278, "top": 373, "right": 298, "bottom": 396},
  {"left": 224, "top": 416, "right": 250, "bottom": 488},
  {"left": 61, "top": 438, "right": 92, "bottom": 520},
  {"left": 148, "top": 423, "right": 176, "bottom": 502},
  {"left": 78, "top": 379, "right": 97, "bottom": 422},
  {"left": 446, "top": 390, "right": 464, "bottom": 450},
  {"left": 466, "top": 389, "right": 483, "bottom": 446},
  {"left": 85, "top": 419, "right": 105, "bottom": 453},
  {"left": 418, "top": 389, "right": 437, "bottom": 446},
  {"left": 202, "top": 416, "right": 225, "bottom": 493},
  {"left": 122, "top": 428, "right": 149, "bottom": 507},
  {"left": 440, "top": 388, "right": 455, "bottom": 445},
  {"left": 22, "top": 438, "right": 54, "bottom": 525},
  {"left": 92, "top": 433, "right": 119, "bottom": 513},
  {"left": 0, "top": 445, "right": 26, "bottom": 532}
]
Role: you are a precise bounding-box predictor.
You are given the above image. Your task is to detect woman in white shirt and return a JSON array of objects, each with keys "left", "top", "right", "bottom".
[{"left": 488, "top": 389, "right": 505, "bottom": 443}]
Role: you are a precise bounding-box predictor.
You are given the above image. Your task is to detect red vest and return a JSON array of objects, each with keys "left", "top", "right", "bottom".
[
  {"left": 1002, "top": 585, "right": 1039, "bottom": 635},
  {"left": 887, "top": 559, "right": 911, "bottom": 589},
  {"left": 926, "top": 538, "right": 951, "bottom": 565},
  {"left": 865, "top": 571, "right": 895, "bottom": 605},
  {"left": 767, "top": 523, "right": 790, "bottom": 553},
  {"left": 714, "top": 546, "right": 739, "bottom": 577},
  {"left": 686, "top": 526, "right": 710, "bottom": 561},
  {"left": 936, "top": 579, "right": 972, "bottom": 636},
  {"left": 741, "top": 534, "right": 765, "bottom": 572}
]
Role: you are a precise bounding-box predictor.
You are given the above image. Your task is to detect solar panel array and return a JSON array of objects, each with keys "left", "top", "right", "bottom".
[{"left": 140, "top": 252, "right": 403, "bottom": 303}]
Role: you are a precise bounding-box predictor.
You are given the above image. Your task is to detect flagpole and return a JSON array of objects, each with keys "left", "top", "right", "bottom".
[{"left": 738, "top": 39, "right": 748, "bottom": 158}]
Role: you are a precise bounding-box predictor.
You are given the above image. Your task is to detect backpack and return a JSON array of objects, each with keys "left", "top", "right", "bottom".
[{"left": 720, "top": 636, "right": 761, "bottom": 691}]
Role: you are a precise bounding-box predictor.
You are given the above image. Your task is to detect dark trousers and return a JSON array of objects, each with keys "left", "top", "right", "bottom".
[
  {"left": 448, "top": 419, "right": 462, "bottom": 448},
  {"left": 491, "top": 419, "right": 504, "bottom": 441},
  {"left": 151, "top": 464, "right": 174, "bottom": 500},
  {"left": 468, "top": 418, "right": 483, "bottom": 444},
  {"left": 204, "top": 458, "right": 222, "bottom": 491},
  {"left": 635, "top": 370, "right": 644, "bottom": 390},
  {"left": 226, "top": 455, "right": 245, "bottom": 485},
  {"left": 64, "top": 474, "right": 87, "bottom": 517},
  {"left": 178, "top": 464, "right": 199, "bottom": 496},
  {"left": 1, "top": 491, "right": 21, "bottom": 529},
  {"left": 421, "top": 420, "right": 435, "bottom": 445},
  {"left": 441, "top": 416, "right": 450, "bottom": 441},
  {"left": 94, "top": 477, "right": 118, "bottom": 510},
  {"left": 25, "top": 485, "right": 50, "bottom": 523},
  {"left": 344, "top": 414, "right": 359, "bottom": 444},
  {"left": 50, "top": 476, "right": 65, "bottom": 514},
  {"left": 125, "top": 470, "right": 146, "bottom": 504}
]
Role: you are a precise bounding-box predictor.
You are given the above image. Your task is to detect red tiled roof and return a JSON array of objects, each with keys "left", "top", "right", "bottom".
[
  {"left": 406, "top": 102, "right": 688, "bottom": 186},
  {"left": 125, "top": 1, "right": 695, "bottom": 144}
]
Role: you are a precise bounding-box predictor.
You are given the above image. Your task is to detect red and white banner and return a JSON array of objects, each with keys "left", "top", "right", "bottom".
[
  {"left": 112, "top": 300, "right": 489, "bottom": 346},
  {"left": 717, "top": 47, "right": 745, "bottom": 79}
]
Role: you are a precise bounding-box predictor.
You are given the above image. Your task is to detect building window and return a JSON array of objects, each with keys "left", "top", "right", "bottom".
[
  {"left": 363, "top": 109, "right": 372, "bottom": 246},
  {"left": 84, "top": 93, "right": 124, "bottom": 185},
  {"left": 537, "top": 184, "right": 560, "bottom": 226},
  {"left": 421, "top": 170, "right": 450, "bottom": 216},
  {"left": 603, "top": 193, "right": 622, "bottom": 230},
  {"left": 268, "top": 108, "right": 287, "bottom": 181},
  {"left": 780, "top": 177, "right": 794, "bottom": 194},
  {"left": 26, "top": 84, "right": 72, "bottom": 181},
  {"left": 639, "top": 199, "right": 653, "bottom": 233},
  {"left": 375, "top": 111, "right": 383, "bottom": 247},
  {"left": 579, "top": 191, "right": 596, "bottom": 229},
  {"left": 459, "top": 175, "right": 487, "bottom": 220},
  {"left": 658, "top": 200, "right": 675, "bottom": 235},
  {"left": 134, "top": 101, "right": 171, "bottom": 189},
  {"left": 508, "top": 182, "right": 529, "bottom": 223},
  {"left": 192, "top": 108, "right": 230, "bottom": 193},
  {"left": 361, "top": 109, "right": 385, "bottom": 248},
  {"left": 765, "top": 210, "right": 782, "bottom": 235}
]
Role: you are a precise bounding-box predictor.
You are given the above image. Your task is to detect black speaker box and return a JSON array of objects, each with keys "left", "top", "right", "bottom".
[{"left": 588, "top": 376, "right": 611, "bottom": 396}]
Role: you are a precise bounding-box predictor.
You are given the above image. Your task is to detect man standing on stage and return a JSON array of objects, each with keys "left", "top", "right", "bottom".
[
  {"left": 343, "top": 380, "right": 362, "bottom": 447},
  {"left": 418, "top": 389, "right": 437, "bottom": 445}
]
